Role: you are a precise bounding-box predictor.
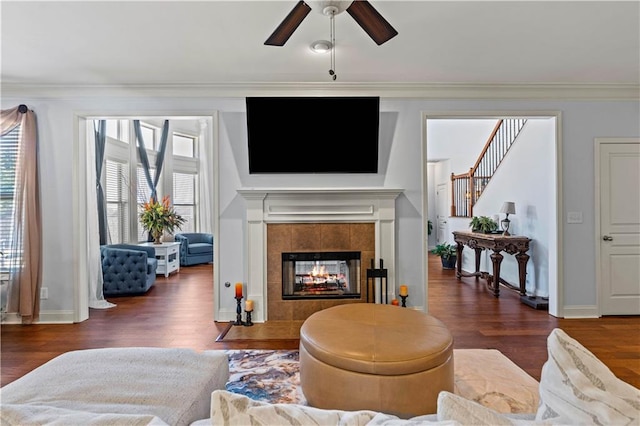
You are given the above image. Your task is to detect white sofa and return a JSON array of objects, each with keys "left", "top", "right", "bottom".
[
  {"left": 0, "top": 347, "right": 229, "bottom": 426},
  {"left": 1, "top": 329, "right": 638, "bottom": 425}
]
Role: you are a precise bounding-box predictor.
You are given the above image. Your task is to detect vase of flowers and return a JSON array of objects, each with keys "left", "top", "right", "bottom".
[{"left": 139, "top": 195, "right": 185, "bottom": 244}]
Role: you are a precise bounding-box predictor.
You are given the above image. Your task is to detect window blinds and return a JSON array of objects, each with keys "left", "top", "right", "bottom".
[
  {"left": 0, "top": 126, "right": 20, "bottom": 259},
  {"left": 173, "top": 172, "right": 196, "bottom": 233},
  {"left": 105, "top": 159, "right": 130, "bottom": 244}
]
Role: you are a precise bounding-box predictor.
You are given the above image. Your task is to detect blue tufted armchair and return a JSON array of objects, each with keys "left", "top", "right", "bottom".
[
  {"left": 100, "top": 244, "right": 158, "bottom": 296},
  {"left": 174, "top": 233, "right": 213, "bottom": 266}
]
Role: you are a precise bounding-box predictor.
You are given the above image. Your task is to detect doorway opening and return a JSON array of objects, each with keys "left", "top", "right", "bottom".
[
  {"left": 423, "top": 112, "right": 561, "bottom": 317},
  {"left": 73, "top": 113, "right": 219, "bottom": 322}
]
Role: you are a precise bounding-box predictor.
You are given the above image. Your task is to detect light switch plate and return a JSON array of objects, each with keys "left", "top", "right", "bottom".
[{"left": 567, "top": 211, "right": 583, "bottom": 224}]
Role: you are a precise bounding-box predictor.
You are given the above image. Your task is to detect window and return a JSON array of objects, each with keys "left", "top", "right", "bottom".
[
  {"left": 173, "top": 133, "right": 195, "bottom": 157},
  {"left": 140, "top": 123, "right": 157, "bottom": 150},
  {"left": 100, "top": 119, "right": 203, "bottom": 243},
  {"left": 173, "top": 172, "right": 196, "bottom": 232},
  {"left": 0, "top": 126, "right": 20, "bottom": 268},
  {"left": 172, "top": 132, "right": 198, "bottom": 232},
  {"left": 105, "top": 119, "right": 130, "bottom": 143},
  {"left": 137, "top": 166, "right": 155, "bottom": 242},
  {"left": 105, "top": 160, "right": 130, "bottom": 243}
]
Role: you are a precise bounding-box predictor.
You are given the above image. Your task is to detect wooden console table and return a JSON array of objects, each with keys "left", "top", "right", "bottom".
[{"left": 452, "top": 231, "right": 531, "bottom": 298}]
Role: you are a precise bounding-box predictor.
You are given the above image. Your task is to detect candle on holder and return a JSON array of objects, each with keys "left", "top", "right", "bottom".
[
  {"left": 399, "top": 285, "right": 408, "bottom": 296},
  {"left": 245, "top": 299, "right": 254, "bottom": 312},
  {"left": 235, "top": 282, "right": 243, "bottom": 298}
]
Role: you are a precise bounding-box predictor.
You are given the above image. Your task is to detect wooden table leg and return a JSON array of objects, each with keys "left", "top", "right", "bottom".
[
  {"left": 455, "top": 242, "right": 463, "bottom": 279},
  {"left": 473, "top": 248, "right": 482, "bottom": 280},
  {"left": 515, "top": 251, "right": 530, "bottom": 296},
  {"left": 489, "top": 251, "right": 503, "bottom": 297}
]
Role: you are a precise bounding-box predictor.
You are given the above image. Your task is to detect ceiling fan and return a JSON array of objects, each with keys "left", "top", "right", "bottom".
[{"left": 264, "top": 0, "right": 398, "bottom": 47}]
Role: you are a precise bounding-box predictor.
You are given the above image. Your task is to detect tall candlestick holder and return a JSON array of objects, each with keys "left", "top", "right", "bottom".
[
  {"left": 244, "top": 310, "right": 253, "bottom": 326},
  {"left": 233, "top": 296, "right": 244, "bottom": 325},
  {"left": 400, "top": 295, "right": 408, "bottom": 307}
]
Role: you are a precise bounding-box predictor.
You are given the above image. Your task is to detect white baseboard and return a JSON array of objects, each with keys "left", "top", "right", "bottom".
[
  {"left": 562, "top": 305, "right": 599, "bottom": 319},
  {"left": 1, "top": 310, "right": 75, "bottom": 324}
]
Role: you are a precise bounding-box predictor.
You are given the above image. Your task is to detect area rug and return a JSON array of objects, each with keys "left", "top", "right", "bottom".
[{"left": 225, "top": 348, "right": 540, "bottom": 415}]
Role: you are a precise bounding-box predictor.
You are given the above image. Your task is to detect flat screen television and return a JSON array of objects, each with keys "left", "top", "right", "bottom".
[{"left": 246, "top": 96, "right": 379, "bottom": 173}]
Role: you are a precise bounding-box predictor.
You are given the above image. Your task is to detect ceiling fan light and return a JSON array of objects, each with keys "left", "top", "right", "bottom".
[{"left": 310, "top": 40, "right": 332, "bottom": 53}]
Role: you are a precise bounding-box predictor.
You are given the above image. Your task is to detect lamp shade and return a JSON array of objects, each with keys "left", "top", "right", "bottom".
[{"left": 500, "top": 202, "right": 516, "bottom": 215}]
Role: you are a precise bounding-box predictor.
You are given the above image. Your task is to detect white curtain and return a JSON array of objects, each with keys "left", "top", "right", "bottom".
[
  {"left": 198, "top": 118, "right": 214, "bottom": 234},
  {"left": 86, "top": 126, "right": 115, "bottom": 309}
]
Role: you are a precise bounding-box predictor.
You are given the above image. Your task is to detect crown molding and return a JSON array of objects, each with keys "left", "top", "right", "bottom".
[{"left": 2, "top": 82, "right": 638, "bottom": 100}]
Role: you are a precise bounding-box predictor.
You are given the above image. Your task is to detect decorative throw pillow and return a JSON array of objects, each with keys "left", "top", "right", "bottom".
[
  {"left": 210, "top": 390, "right": 378, "bottom": 426},
  {"left": 536, "top": 328, "right": 640, "bottom": 424},
  {"left": 211, "top": 391, "right": 463, "bottom": 426},
  {"left": 437, "top": 391, "right": 526, "bottom": 425},
  {"left": 366, "top": 412, "right": 459, "bottom": 425}
]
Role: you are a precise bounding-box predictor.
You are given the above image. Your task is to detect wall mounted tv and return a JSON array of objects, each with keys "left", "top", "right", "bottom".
[{"left": 246, "top": 96, "right": 380, "bottom": 174}]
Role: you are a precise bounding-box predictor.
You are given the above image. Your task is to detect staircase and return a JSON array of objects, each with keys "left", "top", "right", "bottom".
[{"left": 450, "top": 118, "right": 527, "bottom": 217}]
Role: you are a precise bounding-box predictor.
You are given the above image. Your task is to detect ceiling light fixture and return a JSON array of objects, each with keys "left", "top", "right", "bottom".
[{"left": 310, "top": 40, "right": 332, "bottom": 53}]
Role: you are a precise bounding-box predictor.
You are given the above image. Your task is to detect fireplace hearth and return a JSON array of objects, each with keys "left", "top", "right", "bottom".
[{"left": 282, "top": 252, "right": 361, "bottom": 300}]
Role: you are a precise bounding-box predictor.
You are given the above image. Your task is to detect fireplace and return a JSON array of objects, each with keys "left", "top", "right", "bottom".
[
  {"left": 282, "top": 251, "right": 361, "bottom": 299},
  {"left": 237, "top": 188, "right": 402, "bottom": 322}
]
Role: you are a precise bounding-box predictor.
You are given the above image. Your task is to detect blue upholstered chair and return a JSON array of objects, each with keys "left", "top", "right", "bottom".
[
  {"left": 174, "top": 233, "right": 213, "bottom": 266},
  {"left": 100, "top": 244, "right": 157, "bottom": 296}
]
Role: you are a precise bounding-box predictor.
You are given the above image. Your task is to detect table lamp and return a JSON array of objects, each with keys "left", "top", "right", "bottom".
[{"left": 500, "top": 202, "right": 516, "bottom": 236}]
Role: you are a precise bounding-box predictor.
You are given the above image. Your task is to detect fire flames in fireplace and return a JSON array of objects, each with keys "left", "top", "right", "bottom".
[
  {"left": 299, "top": 264, "right": 347, "bottom": 293},
  {"left": 282, "top": 252, "right": 361, "bottom": 299}
]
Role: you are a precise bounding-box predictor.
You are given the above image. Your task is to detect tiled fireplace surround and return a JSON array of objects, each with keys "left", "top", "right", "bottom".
[
  {"left": 238, "top": 188, "right": 402, "bottom": 323},
  {"left": 267, "top": 222, "right": 375, "bottom": 321}
]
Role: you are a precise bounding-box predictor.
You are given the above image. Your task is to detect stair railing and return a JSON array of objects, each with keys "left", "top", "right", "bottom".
[{"left": 450, "top": 118, "right": 527, "bottom": 217}]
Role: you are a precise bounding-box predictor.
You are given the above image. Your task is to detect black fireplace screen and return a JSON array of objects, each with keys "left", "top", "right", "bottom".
[{"left": 282, "top": 252, "right": 361, "bottom": 299}]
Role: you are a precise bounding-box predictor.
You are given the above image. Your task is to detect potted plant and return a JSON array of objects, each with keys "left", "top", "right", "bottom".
[
  {"left": 139, "top": 195, "right": 185, "bottom": 244},
  {"left": 430, "top": 243, "right": 457, "bottom": 269},
  {"left": 469, "top": 216, "right": 499, "bottom": 233}
]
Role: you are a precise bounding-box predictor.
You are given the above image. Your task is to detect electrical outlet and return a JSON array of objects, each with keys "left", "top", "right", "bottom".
[{"left": 40, "top": 287, "right": 48, "bottom": 300}]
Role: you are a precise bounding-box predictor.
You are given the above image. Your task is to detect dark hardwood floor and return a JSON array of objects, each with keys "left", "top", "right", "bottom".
[{"left": 2, "top": 256, "right": 639, "bottom": 388}]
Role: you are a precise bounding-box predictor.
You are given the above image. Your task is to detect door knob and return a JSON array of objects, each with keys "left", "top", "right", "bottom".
[{"left": 602, "top": 235, "right": 613, "bottom": 241}]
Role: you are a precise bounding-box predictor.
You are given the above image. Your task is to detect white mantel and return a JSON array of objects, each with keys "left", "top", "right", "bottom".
[{"left": 238, "top": 187, "right": 403, "bottom": 322}]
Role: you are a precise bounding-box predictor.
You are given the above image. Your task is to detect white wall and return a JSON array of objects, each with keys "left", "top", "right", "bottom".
[
  {"left": 1, "top": 95, "right": 638, "bottom": 321},
  {"left": 427, "top": 119, "right": 499, "bottom": 165}
]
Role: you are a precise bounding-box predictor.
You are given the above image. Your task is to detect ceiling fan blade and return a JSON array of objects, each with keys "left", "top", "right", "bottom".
[
  {"left": 346, "top": 0, "right": 398, "bottom": 45},
  {"left": 264, "top": 1, "right": 312, "bottom": 46}
]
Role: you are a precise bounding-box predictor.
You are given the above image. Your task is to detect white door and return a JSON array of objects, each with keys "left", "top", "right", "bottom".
[
  {"left": 436, "top": 183, "right": 448, "bottom": 244},
  {"left": 598, "top": 139, "right": 640, "bottom": 315}
]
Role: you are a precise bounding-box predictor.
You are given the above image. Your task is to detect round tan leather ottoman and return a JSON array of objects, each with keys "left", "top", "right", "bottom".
[{"left": 299, "top": 303, "right": 453, "bottom": 418}]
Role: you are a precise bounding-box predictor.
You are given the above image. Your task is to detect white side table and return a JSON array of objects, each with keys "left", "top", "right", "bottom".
[{"left": 139, "top": 242, "right": 180, "bottom": 277}]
